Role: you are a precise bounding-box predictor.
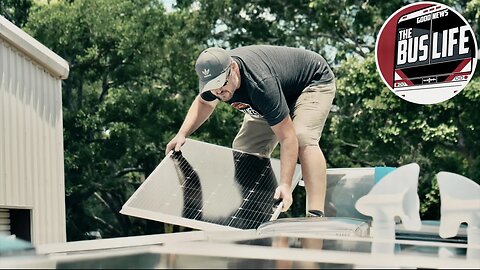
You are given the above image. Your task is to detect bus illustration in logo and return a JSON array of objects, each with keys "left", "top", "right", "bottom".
[{"left": 391, "top": 3, "right": 477, "bottom": 103}]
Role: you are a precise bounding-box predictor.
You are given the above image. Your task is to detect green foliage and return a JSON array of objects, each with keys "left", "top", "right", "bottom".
[
  {"left": 0, "top": 0, "right": 33, "bottom": 27},
  {"left": 200, "top": 0, "right": 414, "bottom": 61}
]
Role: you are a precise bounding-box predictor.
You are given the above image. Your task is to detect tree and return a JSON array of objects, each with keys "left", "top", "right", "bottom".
[{"left": 0, "top": 0, "right": 33, "bottom": 27}]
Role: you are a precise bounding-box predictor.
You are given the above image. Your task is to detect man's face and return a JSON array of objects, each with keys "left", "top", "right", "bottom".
[{"left": 210, "top": 67, "right": 235, "bottom": 101}]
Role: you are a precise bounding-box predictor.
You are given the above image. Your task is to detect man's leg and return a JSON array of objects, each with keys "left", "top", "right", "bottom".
[
  {"left": 232, "top": 114, "right": 278, "bottom": 157},
  {"left": 299, "top": 145, "right": 327, "bottom": 213},
  {"left": 291, "top": 81, "right": 336, "bottom": 216}
]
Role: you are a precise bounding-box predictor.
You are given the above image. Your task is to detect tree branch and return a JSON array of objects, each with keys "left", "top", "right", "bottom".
[{"left": 115, "top": 167, "right": 145, "bottom": 178}]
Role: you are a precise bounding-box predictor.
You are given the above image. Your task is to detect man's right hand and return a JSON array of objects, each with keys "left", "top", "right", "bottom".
[{"left": 165, "top": 134, "right": 186, "bottom": 155}]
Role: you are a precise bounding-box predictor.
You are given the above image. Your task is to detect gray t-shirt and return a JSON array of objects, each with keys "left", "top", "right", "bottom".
[{"left": 200, "top": 45, "right": 334, "bottom": 126}]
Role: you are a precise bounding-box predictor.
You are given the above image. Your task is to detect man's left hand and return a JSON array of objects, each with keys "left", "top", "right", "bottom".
[{"left": 274, "top": 183, "right": 293, "bottom": 212}]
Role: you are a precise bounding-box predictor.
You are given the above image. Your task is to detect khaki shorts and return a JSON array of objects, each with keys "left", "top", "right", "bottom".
[{"left": 232, "top": 80, "right": 336, "bottom": 157}]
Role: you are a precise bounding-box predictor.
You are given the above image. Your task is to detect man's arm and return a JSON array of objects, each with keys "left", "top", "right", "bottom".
[
  {"left": 270, "top": 115, "right": 298, "bottom": 212},
  {"left": 165, "top": 96, "right": 219, "bottom": 155}
]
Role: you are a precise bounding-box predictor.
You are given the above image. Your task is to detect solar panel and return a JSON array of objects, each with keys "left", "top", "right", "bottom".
[{"left": 120, "top": 139, "right": 302, "bottom": 230}]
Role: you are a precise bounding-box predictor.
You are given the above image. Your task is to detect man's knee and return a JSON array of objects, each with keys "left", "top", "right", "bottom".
[{"left": 296, "top": 131, "right": 319, "bottom": 147}]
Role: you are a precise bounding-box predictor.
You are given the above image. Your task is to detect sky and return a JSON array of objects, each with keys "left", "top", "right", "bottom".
[{"left": 162, "top": 0, "right": 176, "bottom": 12}]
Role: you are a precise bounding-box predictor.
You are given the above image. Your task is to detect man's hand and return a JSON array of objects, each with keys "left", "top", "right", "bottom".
[
  {"left": 274, "top": 183, "right": 293, "bottom": 212},
  {"left": 165, "top": 134, "right": 186, "bottom": 155}
]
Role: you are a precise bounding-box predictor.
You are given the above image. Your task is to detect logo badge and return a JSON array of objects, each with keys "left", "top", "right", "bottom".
[
  {"left": 202, "top": 68, "right": 211, "bottom": 78},
  {"left": 376, "top": 2, "right": 477, "bottom": 104},
  {"left": 231, "top": 102, "right": 262, "bottom": 118}
]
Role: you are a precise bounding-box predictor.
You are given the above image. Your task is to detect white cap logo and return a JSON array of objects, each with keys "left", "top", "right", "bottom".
[{"left": 202, "top": 68, "right": 211, "bottom": 78}]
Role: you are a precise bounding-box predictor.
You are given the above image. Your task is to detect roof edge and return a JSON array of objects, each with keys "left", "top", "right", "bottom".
[{"left": 0, "top": 15, "right": 69, "bottom": 80}]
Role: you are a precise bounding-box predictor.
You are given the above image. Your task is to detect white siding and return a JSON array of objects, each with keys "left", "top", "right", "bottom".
[{"left": 0, "top": 38, "right": 66, "bottom": 244}]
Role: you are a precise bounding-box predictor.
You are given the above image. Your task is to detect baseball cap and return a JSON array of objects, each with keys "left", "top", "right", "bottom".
[{"left": 195, "top": 47, "right": 231, "bottom": 93}]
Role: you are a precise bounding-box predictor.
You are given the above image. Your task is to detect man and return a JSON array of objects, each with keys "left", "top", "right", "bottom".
[{"left": 165, "top": 45, "right": 336, "bottom": 216}]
